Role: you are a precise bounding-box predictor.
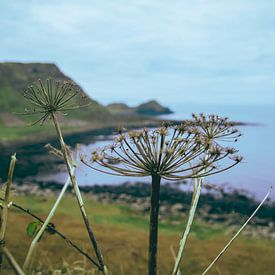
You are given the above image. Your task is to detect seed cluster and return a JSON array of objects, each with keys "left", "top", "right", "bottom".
[
  {"left": 82, "top": 115, "right": 242, "bottom": 180},
  {"left": 22, "top": 79, "right": 88, "bottom": 125}
]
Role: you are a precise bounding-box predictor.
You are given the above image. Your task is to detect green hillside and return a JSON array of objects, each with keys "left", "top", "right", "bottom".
[
  {"left": 107, "top": 100, "right": 173, "bottom": 116},
  {"left": 0, "top": 62, "right": 164, "bottom": 142},
  {"left": 0, "top": 62, "right": 112, "bottom": 125}
]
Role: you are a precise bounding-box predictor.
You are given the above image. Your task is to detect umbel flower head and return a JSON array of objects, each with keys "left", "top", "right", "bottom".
[
  {"left": 191, "top": 113, "right": 242, "bottom": 142},
  {"left": 81, "top": 114, "right": 242, "bottom": 275},
  {"left": 81, "top": 118, "right": 242, "bottom": 180},
  {"left": 22, "top": 78, "right": 89, "bottom": 125}
]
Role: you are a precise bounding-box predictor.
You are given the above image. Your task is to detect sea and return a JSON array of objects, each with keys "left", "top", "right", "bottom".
[{"left": 44, "top": 103, "right": 275, "bottom": 200}]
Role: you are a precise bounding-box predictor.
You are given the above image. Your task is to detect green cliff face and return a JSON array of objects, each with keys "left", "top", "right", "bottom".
[{"left": 0, "top": 62, "right": 112, "bottom": 126}]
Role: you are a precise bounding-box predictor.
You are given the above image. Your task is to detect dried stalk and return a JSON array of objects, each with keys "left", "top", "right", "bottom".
[
  {"left": 23, "top": 168, "right": 76, "bottom": 273},
  {"left": 0, "top": 198, "right": 99, "bottom": 268},
  {"left": 201, "top": 187, "right": 271, "bottom": 275},
  {"left": 0, "top": 154, "right": 16, "bottom": 274},
  {"left": 170, "top": 246, "right": 181, "bottom": 275},
  {"left": 21, "top": 79, "right": 106, "bottom": 274},
  {"left": 172, "top": 178, "right": 203, "bottom": 275},
  {"left": 3, "top": 247, "right": 25, "bottom": 275},
  {"left": 51, "top": 113, "right": 107, "bottom": 274}
]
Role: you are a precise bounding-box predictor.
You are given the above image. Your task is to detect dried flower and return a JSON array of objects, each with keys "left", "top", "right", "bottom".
[
  {"left": 81, "top": 114, "right": 242, "bottom": 275},
  {"left": 192, "top": 113, "right": 241, "bottom": 142},
  {"left": 82, "top": 122, "right": 240, "bottom": 180},
  {"left": 21, "top": 78, "right": 89, "bottom": 125}
]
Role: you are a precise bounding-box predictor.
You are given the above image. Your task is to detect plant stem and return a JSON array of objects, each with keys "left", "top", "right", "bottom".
[
  {"left": 169, "top": 246, "right": 181, "bottom": 275},
  {"left": 0, "top": 197, "right": 99, "bottom": 268},
  {"left": 51, "top": 113, "right": 107, "bottom": 274},
  {"left": 3, "top": 247, "right": 25, "bottom": 275},
  {"left": 0, "top": 154, "right": 16, "bottom": 274},
  {"left": 172, "top": 178, "right": 203, "bottom": 275},
  {"left": 200, "top": 187, "right": 271, "bottom": 275},
  {"left": 148, "top": 174, "right": 161, "bottom": 275},
  {"left": 23, "top": 172, "right": 74, "bottom": 273}
]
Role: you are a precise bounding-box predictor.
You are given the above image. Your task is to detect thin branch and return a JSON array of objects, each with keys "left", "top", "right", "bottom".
[
  {"left": 201, "top": 187, "right": 272, "bottom": 275},
  {"left": 0, "top": 198, "right": 100, "bottom": 269},
  {"left": 3, "top": 247, "right": 25, "bottom": 275}
]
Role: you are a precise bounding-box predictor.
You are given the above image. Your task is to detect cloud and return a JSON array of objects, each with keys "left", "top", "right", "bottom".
[{"left": 1, "top": 0, "right": 275, "bottom": 105}]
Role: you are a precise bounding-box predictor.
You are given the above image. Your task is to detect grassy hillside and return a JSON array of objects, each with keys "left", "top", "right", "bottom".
[
  {"left": 0, "top": 63, "right": 165, "bottom": 142},
  {"left": 0, "top": 62, "right": 112, "bottom": 125},
  {"left": 107, "top": 100, "right": 173, "bottom": 116}
]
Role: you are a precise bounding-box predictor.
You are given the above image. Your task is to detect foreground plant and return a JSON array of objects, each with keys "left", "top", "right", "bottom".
[
  {"left": 201, "top": 187, "right": 271, "bottom": 275},
  {"left": 0, "top": 154, "right": 25, "bottom": 275},
  {"left": 0, "top": 154, "right": 17, "bottom": 274},
  {"left": 81, "top": 119, "right": 242, "bottom": 275},
  {"left": 172, "top": 114, "right": 242, "bottom": 275},
  {"left": 21, "top": 79, "right": 107, "bottom": 274}
]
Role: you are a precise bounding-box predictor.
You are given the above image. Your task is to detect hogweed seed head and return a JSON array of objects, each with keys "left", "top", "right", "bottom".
[
  {"left": 21, "top": 78, "right": 89, "bottom": 125},
  {"left": 82, "top": 114, "right": 242, "bottom": 181},
  {"left": 192, "top": 113, "right": 242, "bottom": 142}
]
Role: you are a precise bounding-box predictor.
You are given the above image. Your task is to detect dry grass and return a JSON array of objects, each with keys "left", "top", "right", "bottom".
[{"left": 2, "top": 195, "right": 275, "bottom": 274}]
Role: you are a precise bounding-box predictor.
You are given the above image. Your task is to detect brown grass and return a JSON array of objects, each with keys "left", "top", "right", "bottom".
[{"left": 2, "top": 195, "right": 275, "bottom": 274}]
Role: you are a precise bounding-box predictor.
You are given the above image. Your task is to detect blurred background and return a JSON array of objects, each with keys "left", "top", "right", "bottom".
[{"left": 1, "top": 0, "right": 275, "bottom": 199}]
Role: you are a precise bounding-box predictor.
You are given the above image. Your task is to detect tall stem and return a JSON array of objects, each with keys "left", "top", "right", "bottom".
[
  {"left": 23, "top": 173, "right": 73, "bottom": 273},
  {"left": 148, "top": 174, "right": 161, "bottom": 275},
  {"left": 0, "top": 154, "right": 16, "bottom": 274},
  {"left": 51, "top": 114, "right": 107, "bottom": 274},
  {"left": 172, "top": 178, "right": 203, "bottom": 275}
]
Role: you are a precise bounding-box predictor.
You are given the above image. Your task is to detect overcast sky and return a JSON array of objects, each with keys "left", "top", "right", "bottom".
[{"left": 1, "top": 0, "right": 275, "bottom": 106}]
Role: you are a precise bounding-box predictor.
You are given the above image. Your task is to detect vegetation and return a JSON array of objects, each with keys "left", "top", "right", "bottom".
[
  {"left": 0, "top": 62, "right": 111, "bottom": 121},
  {"left": 81, "top": 115, "right": 242, "bottom": 274},
  {"left": 0, "top": 63, "right": 170, "bottom": 143},
  {"left": 2, "top": 195, "right": 275, "bottom": 274},
  {"left": 0, "top": 76, "right": 272, "bottom": 275},
  {"left": 107, "top": 100, "right": 173, "bottom": 116}
]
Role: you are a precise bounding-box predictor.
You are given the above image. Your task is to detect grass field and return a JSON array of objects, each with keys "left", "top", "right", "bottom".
[
  {"left": 2, "top": 195, "right": 275, "bottom": 274},
  {"left": 0, "top": 124, "right": 87, "bottom": 142}
]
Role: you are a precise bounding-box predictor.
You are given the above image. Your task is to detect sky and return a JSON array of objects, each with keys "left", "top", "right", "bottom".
[{"left": 1, "top": 0, "right": 275, "bottom": 107}]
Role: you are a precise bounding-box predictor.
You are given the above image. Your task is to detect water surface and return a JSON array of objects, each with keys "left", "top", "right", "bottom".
[{"left": 45, "top": 103, "right": 275, "bottom": 199}]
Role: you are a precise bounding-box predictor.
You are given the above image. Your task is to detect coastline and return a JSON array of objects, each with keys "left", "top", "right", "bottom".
[
  {"left": 0, "top": 117, "right": 255, "bottom": 180},
  {"left": 12, "top": 180, "right": 275, "bottom": 240}
]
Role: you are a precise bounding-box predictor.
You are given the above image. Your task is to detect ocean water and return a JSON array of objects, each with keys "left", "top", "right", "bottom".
[
  {"left": 161, "top": 103, "right": 275, "bottom": 199},
  {"left": 45, "top": 103, "right": 275, "bottom": 200}
]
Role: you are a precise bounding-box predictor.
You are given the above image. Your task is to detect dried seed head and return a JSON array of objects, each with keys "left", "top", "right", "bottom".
[
  {"left": 158, "top": 127, "right": 168, "bottom": 136},
  {"left": 21, "top": 79, "right": 89, "bottom": 125},
  {"left": 225, "top": 147, "right": 238, "bottom": 155},
  {"left": 116, "top": 134, "right": 126, "bottom": 143},
  {"left": 192, "top": 113, "right": 241, "bottom": 144},
  {"left": 231, "top": 155, "right": 243, "bottom": 163},
  {"left": 82, "top": 114, "right": 242, "bottom": 181},
  {"left": 117, "top": 127, "right": 126, "bottom": 134}
]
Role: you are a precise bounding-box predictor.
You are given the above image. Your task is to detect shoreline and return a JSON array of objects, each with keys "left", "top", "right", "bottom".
[
  {"left": 13, "top": 180, "right": 275, "bottom": 239},
  {"left": 0, "top": 117, "right": 255, "bottom": 180}
]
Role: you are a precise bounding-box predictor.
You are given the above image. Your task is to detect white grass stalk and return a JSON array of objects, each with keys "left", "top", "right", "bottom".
[
  {"left": 170, "top": 246, "right": 181, "bottom": 275},
  {"left": 172, "top": 178, "right": 203, "bottom": 275},
  {"left": 22, "top": 171, "right": 74, "bottom": 273},
  {"left": 201, "top": 187, "right": 272, "bottom": 275}
]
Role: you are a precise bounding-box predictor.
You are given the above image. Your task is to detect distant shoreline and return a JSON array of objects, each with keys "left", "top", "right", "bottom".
[{"left": 0, "top": 117, "right": 260, "bottom": 182}]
